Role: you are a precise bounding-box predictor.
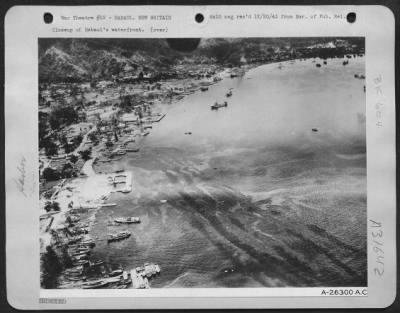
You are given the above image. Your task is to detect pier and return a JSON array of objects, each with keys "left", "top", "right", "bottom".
[
  {"left": 130, "top": 269, "right": 149, "bottom": 289},
  {"left": 108, "top": 171, "right": 132, "bottom": 194},
  {"left": 141, "top": 113, "right": 166, "bottom": 124}
]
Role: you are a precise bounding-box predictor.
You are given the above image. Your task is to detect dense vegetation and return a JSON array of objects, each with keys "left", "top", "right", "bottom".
[
  {"left": 41, "top": 244, "right": 73, "bottom": 288},
  {"left": 41, "top": 246, "right": 63, "bottom": 288}
]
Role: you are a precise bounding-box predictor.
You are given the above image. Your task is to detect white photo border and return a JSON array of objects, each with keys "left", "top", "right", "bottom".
[{"left": 4, "top": 5, "right": 396, "bottom": 309}]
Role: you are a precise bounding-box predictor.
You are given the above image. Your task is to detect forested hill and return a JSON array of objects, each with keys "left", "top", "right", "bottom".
[{"left": 39, "top": 38, "right": 364, "bottom": 83}]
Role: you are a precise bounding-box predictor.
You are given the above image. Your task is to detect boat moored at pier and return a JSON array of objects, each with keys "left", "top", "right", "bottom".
[{"left": 114, "top": 217, "right": 140, "bottom": 224}]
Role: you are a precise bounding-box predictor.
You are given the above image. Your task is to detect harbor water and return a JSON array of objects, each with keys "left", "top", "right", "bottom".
[{"left": 90, "top": 57, "right": 367, "bottom": 287}]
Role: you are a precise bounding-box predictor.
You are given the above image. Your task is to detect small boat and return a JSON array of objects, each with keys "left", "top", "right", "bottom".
[
  {"left": 99, "top": 203, "right": 117, "bottom": 207},
  {"left": 65, "top": 267, "right": 84, "bottom": 274},
  {"left": 107, "top": 231, "right": 131, "bottom": 242},
  {"left": 89, "top": 260, "right": 105, "bottom": 267},
  {"left": 211, "top": 101, "right": 228, "bottom": 110},
  {"left": 72, "top": 260, "right": 89, "bottom": 266},
  {"left": 66, "top": 265, "right": 84, "bottom": 271},
  {"left": 64, "top": 270, "right": 83, "bottom": 277},
  {"left": 72, "top": 254, "right": 89, "bottom": 261},
  {"left": 114, "top": 217, "right": 140, "bottom": 224},
  {"left": 110, "top": 269, "right": 124, "bottom": 277},
  {"left": 71, "top": 246, "right": 91, "bottom": 252},
  {"left": 223, "top": 268, "right": 235, "bottom": 273},
  {"left": 67, "top": 236, "right": 83, "bottom": 244},
  {"left": 316, "top": 63, "right": 321, "bottom": 67},
  {"left": 226, "top": 90, "right": 232, "bottom": 97},
  {"left": 75, "top": 227, "right": 89, "bottom": 234},
  {"left": 81, "top": 239, "right": 95, "bottom": 246},
  {"left": 69, "top": 243, "right": 92, "bottom": 250},
  {"left": 64, "top": 270, "right": 84, "bottom": 277},
  {"left": 71, "top": 249, "right": 90, "bottom": 256},
  {"left": 230, "top": 73, "right": 238, "bottom": 78},
  {"left": 200, "top": 86, "right": 208, "bottom": 92},
  {"left": 81, "top": 280, "right": 109, "bottom": 289},
  {"left": 312, "top": 128, "right": 318, "bottom": 132}
]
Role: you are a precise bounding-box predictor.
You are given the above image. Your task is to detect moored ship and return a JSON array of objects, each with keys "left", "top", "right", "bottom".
[
  {"left": 211, "top": 101, "right": 228, "bottom": 110},
  {"left": 107, "top": 231, "right": 131, "bottom": 242},
  {"left": 114, "top": 217, "right": 140, "bottom": 224}
]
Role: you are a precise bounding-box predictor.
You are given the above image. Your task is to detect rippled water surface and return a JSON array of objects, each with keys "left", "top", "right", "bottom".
[{"left": 91, "top": 57, "right": 367, "bottom": 287}]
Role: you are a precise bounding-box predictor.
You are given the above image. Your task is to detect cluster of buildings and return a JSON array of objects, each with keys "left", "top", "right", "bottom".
[
  {"left": 39, "top": 38, "right": 364, "bottom": 194},
  {"left": 247, "top": 39, "right": 364, "bottom": 64}
]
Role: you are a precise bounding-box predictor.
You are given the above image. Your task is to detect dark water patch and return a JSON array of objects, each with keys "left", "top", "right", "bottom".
[
  {"left": 285, "top": 229, "right": 366, "bottom": 285},
  {"left": 255, "top": 198, "right": 272, "bottom": 206},
  {"left": 269, "top": 210, "right": 281, "bottom": 216},
  {"left": 269, "top": 204, "right": 294, "bottom": 215},
  {"left": 253, "top": 167, "right": 267, "bottom": 176},
  {"left": 307, "top": 224, "right": 364, "bottom": 254},
  {"left": 271, "top": 246, "right": 319, "bottom": 285},
  {"left": 179, "top": 192, "right": 214, "bottom": 213},
  {"left": 165, "top": 171, "right": 179, "bottom": 183},
  {"left": 245, "top": 205, "right": 260, "bottom": 213},
  {"left": 181, "top": 173, "right": 194, "bottom": 184},
  {"left": 228, "top": 216, "right": 246, "bottom": 231},
  {"left": 174, "top": 192, "right": 316, "bottom": 286}
]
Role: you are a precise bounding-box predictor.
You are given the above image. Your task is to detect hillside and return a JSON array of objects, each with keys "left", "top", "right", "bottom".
[{"left": 39, "top": 38, "right": 364, "bottom": 83}]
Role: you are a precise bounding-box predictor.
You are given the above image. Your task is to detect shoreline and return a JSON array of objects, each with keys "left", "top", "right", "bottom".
[
  {"left": 40, "top": 54, "right": 365, "bottom": 239},
  {"left": 39, "top": 54, "right": 366, "bottom": 289}
]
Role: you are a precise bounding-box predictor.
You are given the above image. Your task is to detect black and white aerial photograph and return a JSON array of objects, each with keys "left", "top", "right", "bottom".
[{"left": 38, "top": 37, "right": 366, "bottom": 290}]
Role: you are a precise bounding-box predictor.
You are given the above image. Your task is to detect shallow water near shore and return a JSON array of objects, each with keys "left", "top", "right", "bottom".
[{"left": 91, "top": 57, "right": 367, "bottom": 287}]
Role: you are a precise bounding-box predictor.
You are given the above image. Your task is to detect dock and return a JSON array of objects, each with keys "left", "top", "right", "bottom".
[
  {"left": 141, "top": 113, "right": 166, "bottom": 124},
  {"left": 130, "top": 269, "right": 149, "bottom": 289},
  {"left": 58, "top": 274, "right": 124, "bottom": 289},
  {"left": 99, "top": 203, "right": 117, "bottom": 207},
  {"left": 108, "top": 171, "right": 132, "bottom": 194}
]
